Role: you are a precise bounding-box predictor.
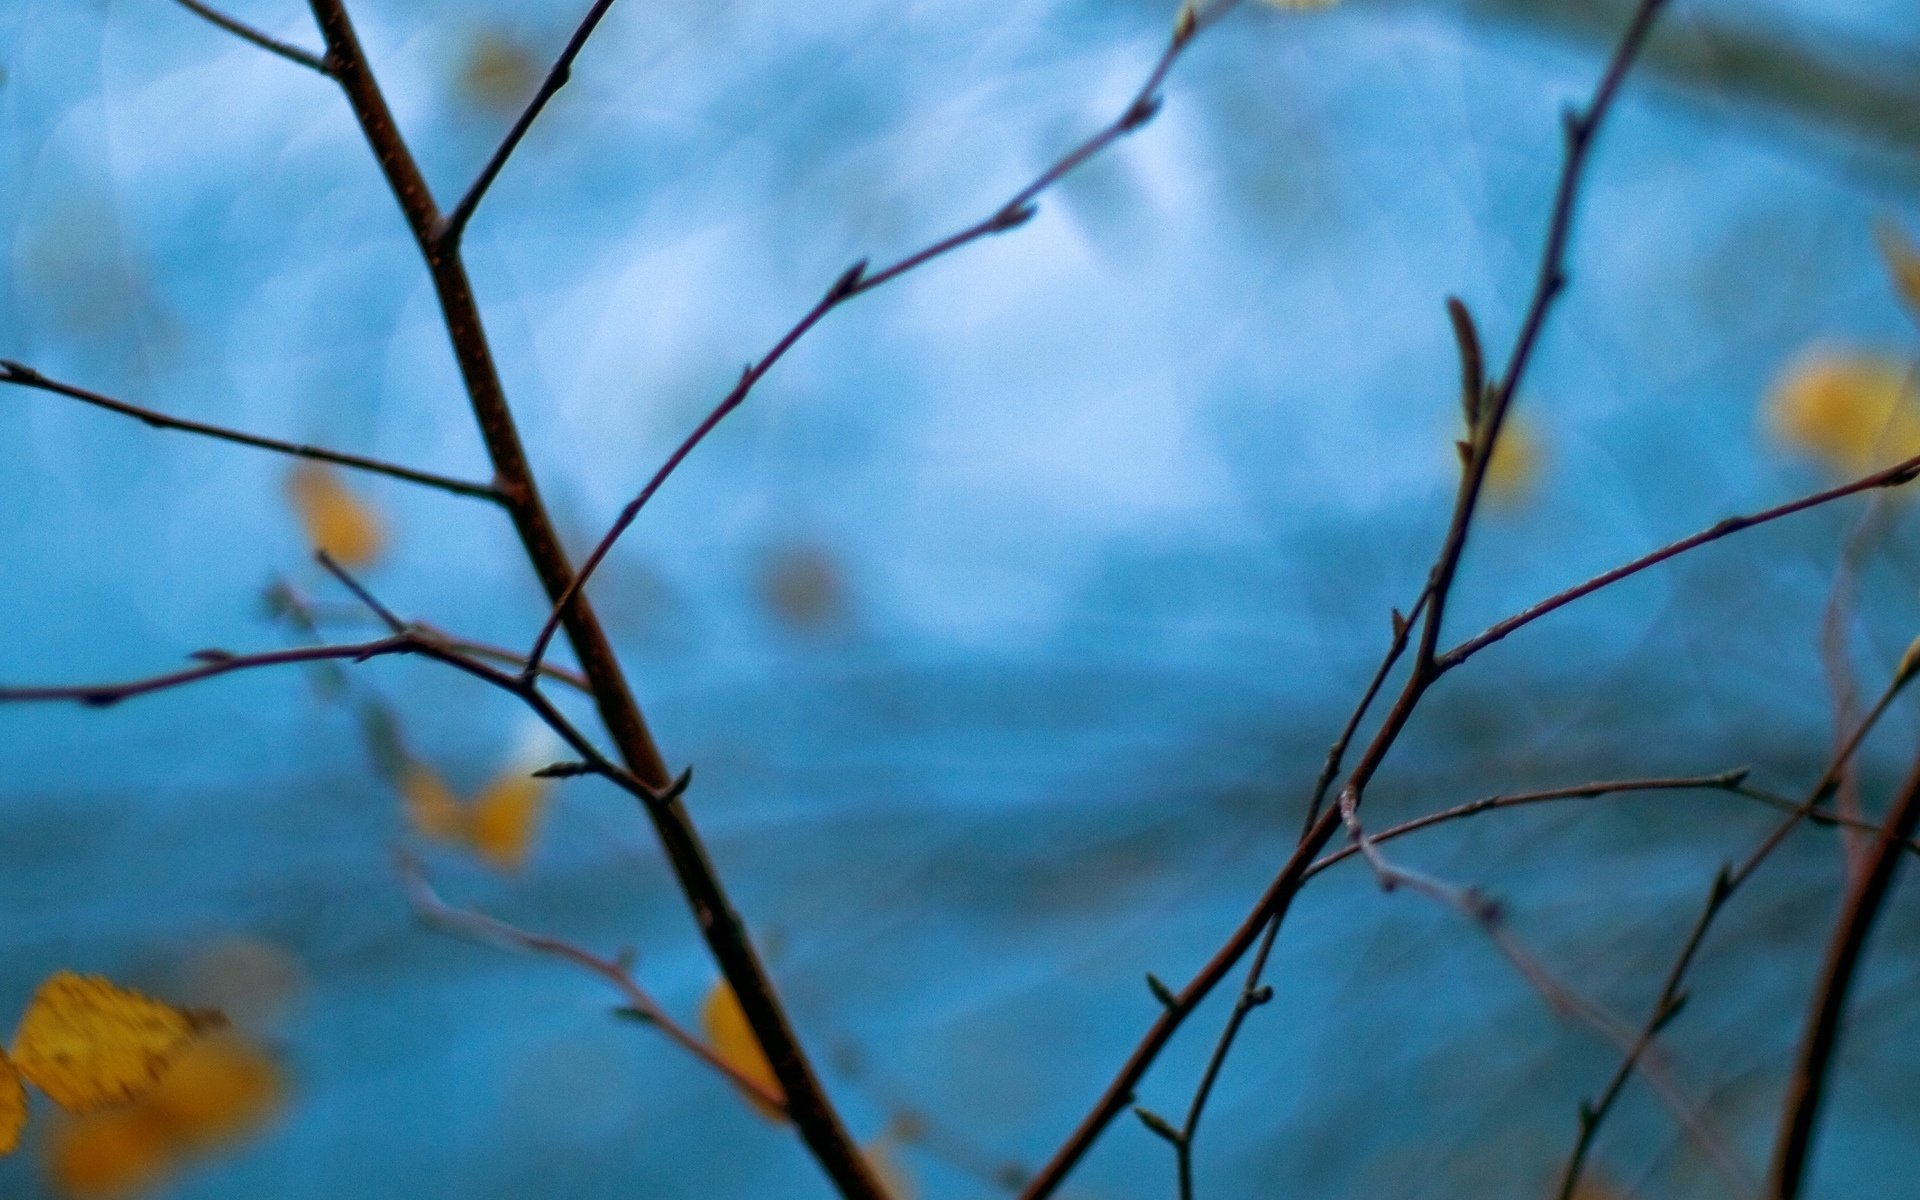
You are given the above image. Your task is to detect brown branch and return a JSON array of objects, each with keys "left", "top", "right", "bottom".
[
  {"left": 437, "top": 0, "right": 621, "bottom": 248},
  {"left": 1553, "top": 657, "right": 1920, "bottom": 1199},
  {"left": 0, "top": 361, "right": 501, "bottom": 503},
  {"left": 1766, "top": 750, "right": 1920, "bottom": 1199},
  {"left": 168, "top": 0, "right": 331, "bottom": 75},
  {"left": 397, "top": 852, "right": 790, "bottom": 1116},
  {"left": 300, "top": 2, "right": 883, "bottom": 1193},
  {"left": 1439, "top": 452, "right": 1920, "bottom": 671},
  {"left": 520, "top": 0, "right": 1231, "bottom": 677},
  {"left": 1019, "top": 3, "right": 1671, "bottom": 1193}
]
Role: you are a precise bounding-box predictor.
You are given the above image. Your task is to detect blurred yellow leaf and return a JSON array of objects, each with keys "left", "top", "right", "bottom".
[
  {"left": 467, "top": 772, "right": 547, "bottom": 872},
  {"left": 1482, "top": 418, "right": 1541, "bottom": 504},
  {"left": 285, "top": 463, "right": 384, "bottom": 567},
  {"left": 399, "top": 761, "right": 549, "bottom": 872},
  {"left": 1875, "top": 219, "right": 1920, "bottom": 318},
  {"left": 760, "top": 543, "right": 847, "bottom": 632},
  {"left": 0, "top": 1051, "right": 25, "bottom": 1156},
  {"left": 44, "top": 1107, "right": 172, "bottom": 1200},
  {"left": 1765, "top": 347, "right": 1920, "bottom": 474},
  {"left": 145, "top": 1032, "right": 283, "bottom": 1151},
  {"left": 700, "top": 982, "right": 785, "bottom": 1122},
  {"left": 457, "top": 33, "right": 538, "bottom": 116},
  {"left": 400, "top": 762, "right": 467, "bottom": 844},
  {"left": 10, "top": 974, "right": 209, "bottom": 1114}
]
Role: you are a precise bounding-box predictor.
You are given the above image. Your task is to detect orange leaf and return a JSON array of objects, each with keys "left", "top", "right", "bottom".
[
  {"left": 466, "top": 772, "right": 547, "bottom": 873},
  {"left": 10, "top": 973, "right": 210, "bottom": 1114},
  {"left": 44, "top": 1107, "right": 173, "bottom": 1200},
  {"left": 1765, "top": 347, "right": 1920, "bottom": 475},
  {"left": 145, "top": 1032, "right": 283, "bottom": 1151},
  {"left": 399, "top": 762, "right": 467, "bottom": 845},
  {"left": 285, "top": 463, "right": 384, "bottom": 567},
  {"left": 0, "top": 1050, "right": 25, "bottom": 1157},
  {"left": 700, "top": 982, "right": 785, "bottom": 1122}
]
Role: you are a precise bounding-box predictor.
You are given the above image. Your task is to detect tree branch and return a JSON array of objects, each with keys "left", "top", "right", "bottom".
[
  {"left": 437, "top": 0, "right": 621, "bottom": 248},
  {"left": 301, "top": 2, "right": 884, "bottom": 1192},
  {"left": 0, "top": 360, "right": 501, "bottom": 502},
  {"left": 169, "top": 0, "right": 332, "bottom": 75}
]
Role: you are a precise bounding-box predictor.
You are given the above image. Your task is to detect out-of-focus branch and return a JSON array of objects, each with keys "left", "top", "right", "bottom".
[
  {"left": 168, "top": 0, "right": 332, "bottom": 75},
  {"left": 520, "top": 0, "right": 1242, "bottom": 678},
  {"left": 1767, "top": 752, "right": 1920, "bottom": 1199},
  {"left": 398, "top": 852, "right": 790, "bottom": 1116},
  {"left": 438, "top": 0, "right": 621, "bottom": 248},
  {"left": 0, "top": 361, "right": 502, "bottom": 503}
]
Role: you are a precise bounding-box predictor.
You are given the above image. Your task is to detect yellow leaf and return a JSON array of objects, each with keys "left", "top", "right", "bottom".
[
  {"left": 399, "top": 761, "right": 467, "bottom": 845},
  {"left": 0, "top": 1050, "right": 25, "bottom": 1157},
  {"left": 1875, "top": 219, "right": 1920, "bottom": 318},
  {"left": 760, "top": 543, "right": 847, "bottom": 632},
  {"left": 466, "top": 772, "right": 547, "bottom": 872},
  {"left": 457, "top": 33, "right": 538, "bottom": 117},
  {"left": 1481, "top": 418, "right": 1541, "bottom": 504},
  {"left": 700, "top": 982, "right": 785, "bottom": 1122},
  {"left": 10, "top": 974, "right": 210, "bottom": 1114},
  {"left": 44, "top": 1107, "right": 172, "bottom": 1200},
  {"left": 285, "top": 463, "right": 384, "bottom": 567},
  {"left": 145, "top": 1032, "right": 283, "bottom": 1151},
  {"left": 1765, "top": 348, "right": 1920, "bottom": 475}
]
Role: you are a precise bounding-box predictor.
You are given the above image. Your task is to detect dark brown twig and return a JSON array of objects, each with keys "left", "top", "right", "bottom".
[
  {"left": 520, "top": 0, "right": 1233, "bottom": 678},
  {"left": 0, "top": 361, "right": 501, "bottom": 503},
  {"left": 437, "top": 0, "right": 621, "bottom": 248},
  {"left": 300, "top": 2, "right": 883, "bottom": 1192},
  {"left": 168, "top": 0, "right": 332, "bottom": 75},
  {"left": 1767, "top": 751, "right": 1920, "bottom": 1199},
  {"left": 398, "top": 852, "right": 790, "bottom": 1115},
  {"left": 1020, "top": 4, "right": 1671, "bottom": 1193}
]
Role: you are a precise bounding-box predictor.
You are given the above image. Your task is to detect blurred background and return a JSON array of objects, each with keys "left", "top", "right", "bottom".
[{"left": 4, "top": 0, "right": 1920, "bottom": 1195}]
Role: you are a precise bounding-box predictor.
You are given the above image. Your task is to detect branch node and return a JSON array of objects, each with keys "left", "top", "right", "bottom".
[
  {"left": 1121, "top": 94, "right": 1163, "bottom": 132},
  {"left": 532, "top": 761, "right": 596, "bottom": 779},
  {"left": 990, "top": 203, "right": 1038, "bottom": 232},
  {"left": 1145, "top": 972, "right": 1178, "bottom": 1010},
  {"left": 1131, "top": 1107, "right": 1185, "bottom": 1147}
]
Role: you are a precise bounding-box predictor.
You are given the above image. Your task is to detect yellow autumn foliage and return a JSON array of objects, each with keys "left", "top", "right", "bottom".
[
  {"left": 700, "top": 982, "right": 786, "bottom": 1122},
  {"left": 10, "top": 974, "right": 209, "bottom": 1114},
  {"left": 1765, "top": 348, "right": 1920, "bottom": 475},
  {"left": 1482, "top": 419, "right": 1541, "bottom": 504},
  {"left": 44, "top": 1107, "right": 172, "bottom": 1200},
  {"left": 285, "top": 462, "right": 385, "bottom": 567},
  {"left": 0, "top": 1051, "right": 24, "bottom": 1156},
  {"left": 400, "top": 761, "right": 549, "bottom": 872}
]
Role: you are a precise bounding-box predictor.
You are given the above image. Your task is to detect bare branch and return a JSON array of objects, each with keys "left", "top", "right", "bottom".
[
  {"left": 522, "top": 1, "right": 1240, "bottom": 678},
  {"left": 438, "top": 0, "right": 621, "bottom": 248},
  {"left": 169, "top": 0, "right": 331, "bottom": 75},
  {"left": 398, "top": 852, "right": 789, "bottom": 1116},
  {"left": 0, "top": 361, "right": 502, "bottom": 502}
]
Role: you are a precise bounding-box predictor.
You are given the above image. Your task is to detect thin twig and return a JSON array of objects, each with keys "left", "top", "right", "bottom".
[
  {"left": 1020, "top": 3, "right": 1671, "bottom": 1193},
  {"left": 168, "top": 0, "right": 332, "bottom": 75},
  {"left": 0, "top": 361, "right": 501, "bottom": 502},
  {"left": 315, "top": 550, "right": 405, "bottom": 633},
  {"left": 302, "top": 1, "right": 884, "bottom": 1191},
  {"left": 520, "top": 0, "right": 1237, "bottom": 678},
  {"left": 1766, "top": 751, "right": 1920, "bottom": 1199},
  {"left": 437, "top": 0, "right": 621, "bottom": 248},
  {"left": 398, "top": 852, "right": 789, "bottom": 1115},
  {"left": 1553, "top": 657, "right": 1920, "bottom": 1199}
]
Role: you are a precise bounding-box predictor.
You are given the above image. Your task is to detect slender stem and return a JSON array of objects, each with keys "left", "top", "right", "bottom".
[
  {"left": 168, "top": 0, "right": 332, "bottom": 75},
  {"left": 0, "top": 361, "right": 501, "bottom": 502},
  {"left": 1021, "top": 4, "right": 1670, "bottom": 1193},
  {"left": 1767, "top": 750, "right": 1920, "bottom": 1199},
  {"left": 521, "top": 3, "right": 1230, "bottom": 676},
  {"left": 301, "top": 3, "right": 882, "bottom": 1193},
  {"left": 437, "top": 0, "right": 621, "bottom": 248},
  {"left": 1440, "top": 452, "right": 1920, "bottom": 671}
]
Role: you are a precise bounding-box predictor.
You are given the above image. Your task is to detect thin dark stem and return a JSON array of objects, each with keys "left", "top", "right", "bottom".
[
  {"left": 315, "top": 550, "right": 405, "bottom": 633},
  {"left": 1553, "top": 659, "right": 1918, "bottom": 1199},
  {"left": 521, "top": 3, "right": 1227, "bottom": 677},
  {"left": 1767, "top": 750, "right": 1920, "bottom": 1199},
  {"left": 0, "top": 361, "right": 501, "bottom": 503},
  {"left": 1020, "top": 4, "right": 1669, "bottom": 1193},
  {"left": 398, "top": 853, "right": 789, "bottom": 1115},
  {"left": 168, "top": 0, "right": 332, "bottom": 75},
  {"left": 301, "top": 3, "right": 882, "bottom": 1193},
  {"left": 1440, "top": 453, "right": 1920, "bottom": 671},
  {"left": 437, "top": 0, "right": 621, "bottom": 248}
]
